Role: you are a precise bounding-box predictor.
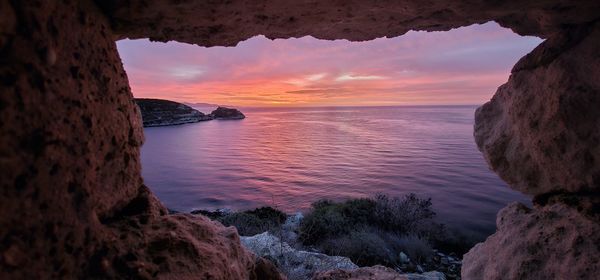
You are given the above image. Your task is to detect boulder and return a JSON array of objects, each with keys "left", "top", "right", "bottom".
[
  {"left": 462, "top": 202, "right": 600, "bottom": 279},
  {"left": 474, "top": 22, "right": 600, "bottom": 196},
  {"left": 241, "top": 232, "right": 358, "bottom": 280}
]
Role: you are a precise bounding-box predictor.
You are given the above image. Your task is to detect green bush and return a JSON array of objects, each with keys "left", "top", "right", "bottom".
[
  {"left": 319, "top": 227, "right": 397, "bottom": 267},
  {"left": 384, "top": 234, "right": 434, "bottom": 264},
  {"left": 298, "top": 198, "right": 375, "bottom": 245},
  {"left": 298, "top": 194, "right": 443, "bottom": 266},
  {"left": 194, "top": 206, "right": 286, "bottom": 236}
]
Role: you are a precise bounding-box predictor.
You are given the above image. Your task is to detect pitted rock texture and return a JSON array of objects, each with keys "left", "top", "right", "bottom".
[
  {"left": 474, "top": 22, "right": 600, "bottom": 196},
  {"left": 96, "top": 0, "right": 600, "bottom": 46},
  {"left": 2, "top": 0, "right": 600, "bottom": 279},
  {"left": 462, "top": 202, "right": 600, "bottom": 279},
  {"left": 0, "top": 0, "right": 281, "bottom": 279}
]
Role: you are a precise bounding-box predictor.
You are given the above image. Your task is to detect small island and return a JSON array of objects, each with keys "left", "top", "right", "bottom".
[{"left": 135, "top": 98, "right": 245, "bottom": 127}]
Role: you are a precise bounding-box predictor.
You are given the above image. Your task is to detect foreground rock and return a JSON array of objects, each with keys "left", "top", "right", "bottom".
[
  {"left": 474, "top": 22, "right": 600, "bottom": 196},
  {"left": 241, "top": 232, "right": 358, "bottom": 280},
  {"left": 100, "top": 0, "right": 600, "bottom": 45},
  {"left": 241, "top": 232, "right": 447, "bottom": 280},
  {"left": 313, "top": 266, "right": 446, "bottom": 280},
  {"left": 462, "top": 202, "right": 600, "bottom": 279},
  {"left": 464, "top": 19, "right": 600, "bottom": 280},
  {"left": 135, "top": 98, "right": 212, "bottom": 127},
  {"left": 3, "top": 0, "right": 600, "bottom": 279},
  {"left": 210, "top": 106, "right": 246, "bottom": 120},
  {"left": 99, "top": 186, "right": 284, "bottom": 279}
]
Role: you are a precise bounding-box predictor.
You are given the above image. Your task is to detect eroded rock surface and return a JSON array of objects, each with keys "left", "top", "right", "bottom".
[
  {"left": 462, "top": 202, "right": 600, "bottom": 279},
  {"left": 1, "top": 0, "right": 600, "bottom": 279},
  {"left": 468, "top": 18, "right": 600, "bottom": 280},
  {"left": 0, "top": 1, "right": 280, "bottom": 279},
  {"left": 95, "top": 0, "right": 600, "bottom": 46},
  {"left": 474, "top": 22, "right": 600, "bottom": 196}
]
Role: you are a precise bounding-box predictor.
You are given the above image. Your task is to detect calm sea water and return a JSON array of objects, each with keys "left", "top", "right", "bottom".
[{"left": 141, "top": 106, "right": 530, "bottom": 239}]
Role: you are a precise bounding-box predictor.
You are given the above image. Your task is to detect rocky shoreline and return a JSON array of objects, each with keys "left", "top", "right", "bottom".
[
  {"left": 135, "top": 98, "right": 245, "bottom": 127},
  {"left": 186, "top": 207, "right": 461, "bottom": 280}
]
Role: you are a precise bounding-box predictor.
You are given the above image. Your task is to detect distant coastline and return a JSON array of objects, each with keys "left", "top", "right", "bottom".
[{"left": 135, "top": 98, "right": 245, "bottom": 127}]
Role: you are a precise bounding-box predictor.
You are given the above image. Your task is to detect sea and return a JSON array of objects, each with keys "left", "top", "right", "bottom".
[{"left": 140, "top": 105, "right": 530, "bottom": 240}]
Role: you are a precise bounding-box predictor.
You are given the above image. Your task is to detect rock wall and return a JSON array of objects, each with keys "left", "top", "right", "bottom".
[
  {"left": 95, "top": 0, "right": 600, "bottom": 45},
  {"left": 0, "top": 0, "right": 280, "bottom": 279},
  {"left": 474, "top": 22, "right": 600, "bottom": 196},
  {"left": 463, "top": 202, "right": 599, "bottom": 279},
  {"left": 1, "top": 0, "right": 599, "bottom": 279},
  {"left": 464, "top": 20, "right": 600, "bottom": 279}
]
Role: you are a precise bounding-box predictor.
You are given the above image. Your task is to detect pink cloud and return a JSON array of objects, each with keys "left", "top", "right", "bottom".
[{"left": 117, "top": 22, "right": 542, "bottom": 106}]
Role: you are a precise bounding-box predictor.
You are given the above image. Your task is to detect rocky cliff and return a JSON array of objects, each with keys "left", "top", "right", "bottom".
[
  {"left": 1, "top": 0, "right": 599, "bottom": 279},
  {"left": 135, "top": 99, "right": 245, "bottom": 127},
  {"left": 135, "top": 98, "right": 212, "bottom": 127}
]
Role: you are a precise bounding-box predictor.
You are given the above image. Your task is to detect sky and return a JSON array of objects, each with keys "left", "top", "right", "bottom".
[{"left": 117, "top": 22, "right": 542, "bottom": 107}]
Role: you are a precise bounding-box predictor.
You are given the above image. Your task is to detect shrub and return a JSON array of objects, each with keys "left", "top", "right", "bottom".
[
  {"left": 299, "top": 194, "right": 441, "bottom": 245},
  {"left": 298, "top": 198, "right": 375, "bottom": 245},
  {"left": 431, "top": 227, "right": 477, "bottom": 255},
  {"left": 319, "top": 227, "right": 397, "bottom": 267},
  {"left": 217, "top": 212, "right": 272, "bottom": 236},
  {"left": 244, "top": 206, "right": 287, "bottom": 224},
  {"left": 384, "top": 234, "right": 434, "bottom": 264},
  {"left": 298, "top": 194, "right": 445, "bottom": 266},
  {"left": 373, "top": 193, "right": 437, "bottom": 235},
  {"left": 194, "top": 206, "right": 286, "bottom": 236}
]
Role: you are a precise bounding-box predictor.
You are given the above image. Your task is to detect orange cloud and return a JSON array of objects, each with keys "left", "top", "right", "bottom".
[{"left": 117, "top": 22, "right": 542, "bottom": 107}]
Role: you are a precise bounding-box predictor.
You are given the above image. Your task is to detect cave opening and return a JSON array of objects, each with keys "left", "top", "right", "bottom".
[{"left": 115, "top": 21, "right": 542, "bottom": 273}]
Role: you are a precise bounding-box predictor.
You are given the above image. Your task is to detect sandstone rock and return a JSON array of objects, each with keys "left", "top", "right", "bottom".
[
  {"left": 210, "top": 106, "right": 246, "bottom": 120},
  {"left": 462, "top": 202, "right": 600, "bottom": 279},
  {"left": 2, "top": 0, "right": 600, "bottom": 279},
  {"left": 99, "top": 185, "right": 283, "bottom": 279},
  {"left": 313, "top": 265, "right": 446, "bottom": 280},
  {"left": 135, "top": 98, "right": 212, "bottom": 127},
  {"left": 241, "top": 232, "right": 358, "bottom": 280},
  {"left": 474, "top": 22, "right": 600, "bottom": 196},
  {"left": 0, "top": 1, "right": 281, "bottom": 279},
  {"left": 96, "top": 0, "right": 600, "bottom": 45}
]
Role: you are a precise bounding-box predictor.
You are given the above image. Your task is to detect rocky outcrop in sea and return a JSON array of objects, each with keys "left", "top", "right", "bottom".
[
  {"left": 135, "top": 99, "right": 245, "bottom": 127},
  {"left": 209, "top": 106, "right": 246, "bottom": 120}
]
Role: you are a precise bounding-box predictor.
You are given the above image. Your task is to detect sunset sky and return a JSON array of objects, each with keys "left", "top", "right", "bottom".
[{"left": 117, "top": 22, "right": 542, "bottom": 107}]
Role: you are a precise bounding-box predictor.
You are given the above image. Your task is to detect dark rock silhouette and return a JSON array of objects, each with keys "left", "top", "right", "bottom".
[
  {"left": 135, "top": 99, "right": 246, "bottom": 127},
  {"left": 135, "top": 98, "right": 212, "bottom": 127},
  {"left": 210, "top": 106, "right": 246, "bottom": 120}
]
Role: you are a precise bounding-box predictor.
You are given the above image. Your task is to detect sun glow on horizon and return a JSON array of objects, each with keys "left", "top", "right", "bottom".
[{"left": 117, "top": 22, "right": 542, "bottom": 107}]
